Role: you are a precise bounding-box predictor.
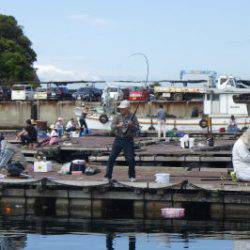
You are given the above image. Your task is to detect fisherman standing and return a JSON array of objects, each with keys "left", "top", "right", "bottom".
[{"left": 104, "top": 100, "right": 139, "bottom": 182}]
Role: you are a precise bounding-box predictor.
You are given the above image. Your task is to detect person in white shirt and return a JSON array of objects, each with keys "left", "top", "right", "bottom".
[
  {"left": 232, "top": 129, "right": 250, "bottom": 181},
  {"left": 66, "top": 118, "right": 77, "bottom": 133}
]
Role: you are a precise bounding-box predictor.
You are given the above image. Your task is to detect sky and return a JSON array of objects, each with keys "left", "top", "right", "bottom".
[{"left": 1, "top": 0, "right": 250, "bottom": 82}]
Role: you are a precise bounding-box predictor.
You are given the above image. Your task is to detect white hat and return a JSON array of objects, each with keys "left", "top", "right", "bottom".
[
  {"left": 118, "top": 100, "right": 130, "bottom": 109},
  {"left": 50, "top": 124, "right": 55, "bottom": 130}
]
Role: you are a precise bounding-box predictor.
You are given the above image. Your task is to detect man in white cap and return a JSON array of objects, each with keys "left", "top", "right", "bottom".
[
  {"left": 104, "top": 100, "right": 139, "bottom": 182},
  {"left": 232, "top": 129, "right": 250, "bottom": 181}
]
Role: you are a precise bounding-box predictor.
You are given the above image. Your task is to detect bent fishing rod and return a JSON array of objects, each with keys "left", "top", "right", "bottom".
[{"left": 124, "top": 52, "right": 150, "bottom": 133}]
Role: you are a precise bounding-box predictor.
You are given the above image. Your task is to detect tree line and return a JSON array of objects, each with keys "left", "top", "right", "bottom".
[{"left": 0, "top": 14, "right": 38, "bottom": 86}]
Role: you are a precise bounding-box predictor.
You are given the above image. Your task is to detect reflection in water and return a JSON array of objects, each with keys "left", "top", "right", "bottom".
[
  {"left": 234, "top": 240, "right": 250, "bottom": 250},
  {"left": 106, "top": 234, "right": 136, "bottom": 250},
  {"left": 106, "top": 233, "right": 114, "bottom": 250},
  {"left": 0, "top": 229, "right": 249, "bottom": 250},
  {"left": 0, "top": 217, "right": 249, "bottom": 249},
  {"left": 0, "top": 235, "right": 27, "bottom": 250},
  {"left": 129, "top": 236, "right": 136, "bottom": 250}
]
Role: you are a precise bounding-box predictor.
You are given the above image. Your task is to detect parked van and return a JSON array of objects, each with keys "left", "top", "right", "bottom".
[{"left": 11, "top": 84, "right": 34, "bottom": 100}]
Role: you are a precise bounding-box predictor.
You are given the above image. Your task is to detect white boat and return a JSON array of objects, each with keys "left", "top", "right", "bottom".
[{"left": 76, "top": 76, "right": 250, "bottom": 132}]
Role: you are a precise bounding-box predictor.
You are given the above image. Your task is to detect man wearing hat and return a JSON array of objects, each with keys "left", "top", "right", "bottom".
[
  {"left": 0, "top": 133, "right": 27, "bottom": 177},
  {"left": 104, "top": 100, "right": 139, "bottom": 182}
]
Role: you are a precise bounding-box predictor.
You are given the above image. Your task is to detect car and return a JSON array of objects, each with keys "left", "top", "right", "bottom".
[
  {"left": 72, "top": 87, "right": 102, "bottom": 101},
  {"left": 0, "top": 87, "right": 11, "bottom": 101},
  {"left": 47, "top": 86, "right": 72, "bottom": 100},
  {"left": 11, "top": 84, "right": 34, "bottom": 100},
  {"left": 101, "top": 87, "right": 123, "bottom": 103},
  {"left": 34, "top": 87, "right": 48, "bottom": 100},
  {"left": 128, "top": 87, "right": 149, "bottom": 101}
]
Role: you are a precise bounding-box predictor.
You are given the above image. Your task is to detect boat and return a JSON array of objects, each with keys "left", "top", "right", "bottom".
[{"left": 75, "top": 76, "right": 250, "bottom": 132}]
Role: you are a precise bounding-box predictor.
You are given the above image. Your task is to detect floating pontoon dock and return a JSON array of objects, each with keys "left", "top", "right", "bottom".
[{"left": 0, "top": 166, "right": 249, "bottom": 220}]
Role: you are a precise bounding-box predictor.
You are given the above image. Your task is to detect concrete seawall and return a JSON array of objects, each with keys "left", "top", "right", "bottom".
[{"left": 0, "top": 100, "right": 202, "bottom": 128}]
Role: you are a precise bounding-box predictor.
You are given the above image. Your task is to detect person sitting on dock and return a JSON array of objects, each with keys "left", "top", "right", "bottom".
[
  {"left": 38, "top": 124, "right": 60, "bottom": 147},
  {"left": 55, "top": 117, "right": 64, "bottom": 137},
  {"left": 17, "top": 119, "right": 38, "bottom": 147},
  {"left": 104, "top": 100, "right": 139, "bottom": 182},
  {"left": 0, "top": 133, "right": 27, "bottom": 177},
  {"left": 227, "top": 115, "right": 240, "bottom": 133},
  {"left": 156, "top": 104, "right": 167, "bottom": 138},
  {"left": 66, "top": 118, "right": 78, "bottom": 133},
  {"left": 232, "top": 129, "right": 250, "bottom": 181}
]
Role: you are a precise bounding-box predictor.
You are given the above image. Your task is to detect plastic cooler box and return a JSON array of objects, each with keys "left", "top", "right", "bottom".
[{"left": 34, "top": 161, "right": 53, "bottom": 172}]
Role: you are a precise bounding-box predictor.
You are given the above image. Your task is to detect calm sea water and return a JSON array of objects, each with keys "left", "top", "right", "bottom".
[
  {"left": 2, "top": 232, "right": 250, "bottom": 250},
  {"left": 0, "top": 219, "right": 250, "bottom": 250}
]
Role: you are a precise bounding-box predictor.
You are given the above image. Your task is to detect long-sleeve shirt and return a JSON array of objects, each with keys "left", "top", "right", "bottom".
[
  {"left": 232, "top": 138, "right": 250, "bottom": 180},
  {"left": 111, "top": 113, "right": 140, "bottom": 138},
  {"left": 0, "top": 140, "right": 26, "bottom": 168}
]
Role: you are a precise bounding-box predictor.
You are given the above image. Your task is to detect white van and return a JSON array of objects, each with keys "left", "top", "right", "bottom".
[
  {"left": 101, "top": 87, "right": 123, "bottom": 102},
  {"left": 11, "top": 84, "right": 34, "bottom": 101}
]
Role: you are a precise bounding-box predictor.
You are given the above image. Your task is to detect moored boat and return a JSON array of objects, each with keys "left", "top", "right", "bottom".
[{"left": 76, "top": 75, "right": 250, "bottom": 132}]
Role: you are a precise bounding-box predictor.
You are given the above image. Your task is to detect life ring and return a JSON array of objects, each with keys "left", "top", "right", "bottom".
[
  {"left": 99, "top": 114, "right": 109, "bottom": 124},
  {"left": 199, "top": 118, "right": 208, "bottom": 128}
]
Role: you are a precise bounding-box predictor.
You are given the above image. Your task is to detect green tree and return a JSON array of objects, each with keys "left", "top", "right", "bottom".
[{"left": 0, "top": 14, "right": 37, "bottom": 85}]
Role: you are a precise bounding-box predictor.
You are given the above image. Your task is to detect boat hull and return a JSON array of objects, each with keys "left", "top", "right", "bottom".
[{"left": 85, "top": 115, "right": 250, "bottom": 132}]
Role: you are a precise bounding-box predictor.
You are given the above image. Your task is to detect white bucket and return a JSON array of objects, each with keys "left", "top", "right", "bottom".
[
  {"left": 180, "top": 137, "right": 195, "bottom": 149},
  {"left": 71, "top": 131, "right": 79, "bottom": 138},
  {"left": 155, "top": 173, "right": 170, "bottom": 184},
  {"left": 189, "top": 138, "right": 195, "bottom": 148}
]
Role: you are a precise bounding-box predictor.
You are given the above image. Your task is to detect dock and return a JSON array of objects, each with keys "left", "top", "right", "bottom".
[
  {"left": 15, "top": 136, "right": 234, "bottom": 168},
  {"left": 0, "top": 165, "right": 249, "bottom": 220},
  {"left": 0, "top": 133, "right": 245, "bottom": 220}
]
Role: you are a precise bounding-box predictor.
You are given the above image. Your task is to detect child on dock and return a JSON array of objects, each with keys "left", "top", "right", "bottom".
[{"left": 37, "top": 124, "right": 59, "bottom": 147}]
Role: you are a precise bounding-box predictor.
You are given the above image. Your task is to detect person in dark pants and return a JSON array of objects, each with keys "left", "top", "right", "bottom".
[
  {"left": 79, "top": 107, "right": 88, "bottom": 135},
  {"left": 104, "top": 100, "right": 139, "bottom": 182},
  {"left": 17, "top": 119, "right": 37, "bottom": 146}
]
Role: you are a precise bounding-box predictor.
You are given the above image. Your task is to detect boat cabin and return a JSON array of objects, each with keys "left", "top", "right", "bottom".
[{"left": 204, "top": 76, "right": 250, "bottom": 117}]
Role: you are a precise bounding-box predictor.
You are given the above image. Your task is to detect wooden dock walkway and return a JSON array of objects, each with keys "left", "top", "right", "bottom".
[{"left": 14, "top": 136, "right": 235, "bottom": 167}]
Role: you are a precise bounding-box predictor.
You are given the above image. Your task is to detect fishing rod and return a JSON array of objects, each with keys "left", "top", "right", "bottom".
[{"left": 123, "top": 52, "right": 150, "bottom": 134}]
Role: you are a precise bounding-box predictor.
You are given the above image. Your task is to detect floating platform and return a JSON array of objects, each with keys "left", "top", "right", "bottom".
[
  {"left": 0, "top": 166, "right": 249, "bottom": 220},
  {"left": 17, "top": 136, "right": 235, "bottom": 167}
]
